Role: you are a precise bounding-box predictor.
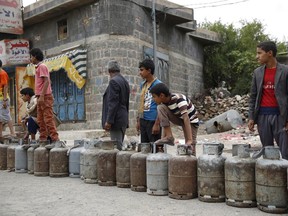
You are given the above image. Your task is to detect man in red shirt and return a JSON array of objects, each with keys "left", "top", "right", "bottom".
[
  {"left": 248, "top": 41, "right": 288, "bottom": 159},
  {"left": 29, "top": 48, "right": 60, "bottom": 148},
  {"left": 0, "top": 60, "right": 15, "bottom": 138}
]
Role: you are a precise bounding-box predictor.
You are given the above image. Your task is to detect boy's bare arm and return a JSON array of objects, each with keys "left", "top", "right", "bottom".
[
  {"left": 152, "top": 115, "right": 161, "bottom": 134},
  {"left": 182, "top": 113, "right": 193, "bottom": 145}
]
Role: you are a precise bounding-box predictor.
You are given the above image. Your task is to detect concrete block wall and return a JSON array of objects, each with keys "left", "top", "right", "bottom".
[{"left": 85, "top": 35, "right": 149, "bottom": 130}]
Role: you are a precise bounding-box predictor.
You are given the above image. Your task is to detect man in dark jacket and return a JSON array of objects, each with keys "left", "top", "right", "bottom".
[
  {"left": 248, "top": 41, "right": 288, "bottom": 159},
  {"left": 102, "top": 60, "right": 130, "bottom": 150}
]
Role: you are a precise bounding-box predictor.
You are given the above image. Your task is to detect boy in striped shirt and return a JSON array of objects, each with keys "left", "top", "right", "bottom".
[{"left": 150, "top": 83, "right": 199, "bottom": 155}]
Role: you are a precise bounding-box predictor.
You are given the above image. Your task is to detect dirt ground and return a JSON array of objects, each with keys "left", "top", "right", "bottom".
[{"left": 0, "top": 124, "right": 286, "bottom": 216}]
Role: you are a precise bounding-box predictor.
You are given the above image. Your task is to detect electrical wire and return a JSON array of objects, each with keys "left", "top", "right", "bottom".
[
  {"left": 194, "top": 0, "right": 249, "bottom": 9},
  {"left": 166, "top": 0, "right": 250, "bottom": 10},
  {"left": 183, "top": 0, "right": 234, "bottom": 6}
]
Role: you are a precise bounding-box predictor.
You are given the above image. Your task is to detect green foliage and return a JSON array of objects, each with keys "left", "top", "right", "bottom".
[{"left": 202, "top": 19, "right": 286, "bottom": 95}]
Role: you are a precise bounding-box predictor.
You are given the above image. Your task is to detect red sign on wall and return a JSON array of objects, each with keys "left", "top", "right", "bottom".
[{"left": 0, "top": 0, "right": 23, "bottom": 34}]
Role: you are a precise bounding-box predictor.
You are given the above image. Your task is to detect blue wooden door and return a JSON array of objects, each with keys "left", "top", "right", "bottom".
[{"left": 50, "top": 69, "right": 85, "bottom": 122}]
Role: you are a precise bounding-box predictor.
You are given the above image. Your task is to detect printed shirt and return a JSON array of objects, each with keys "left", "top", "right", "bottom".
[
  {"left": 260, "top": 67, "right": 278, "bottom": 107},
  {"left": 167, "top": 93, "right": 199, "bottom": 124},
  {"left": 140, "top": 79, "right": 161, "bottom": 121},
  {"left": 0, "top": 69, "right": 9, "bottom": 100},
  {"left": 35, "top": 63, "right": 52, "bottom": 95},
  {"left": 259, "top": 67, "right": 279, "bottom": 115}
]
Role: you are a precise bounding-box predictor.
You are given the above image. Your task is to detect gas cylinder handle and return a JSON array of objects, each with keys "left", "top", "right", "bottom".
[
  {"left": 218, "top": 143, "right": 224, "bottom": 155},
  {"left": 94, "top": 140, "right": 103, "bottom": 148},
  {"left": 67, "top": 143, "right": 81, "bottom": 156},
  {"left": 252, "top": 147, "right": 264, "bottom": 159}
]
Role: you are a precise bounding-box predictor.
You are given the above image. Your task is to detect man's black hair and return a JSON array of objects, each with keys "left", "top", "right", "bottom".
[
  {"left": 30, "top": 48, "right": 44, "bottom": 61},
  {"left": 150, "top": 83, "right": 170, "bottom": 97},
  {"left": 0, "top": 59, "right": 2, "bottom": 67},
  {"left": 20, "top": 87, "right": 35, "bottom": 97},
  {"left": 257, "top": 41, "right": 277, "bottom": 57},
  {"left": 139, "top": 59, "right": 155, "bottom": 75}
]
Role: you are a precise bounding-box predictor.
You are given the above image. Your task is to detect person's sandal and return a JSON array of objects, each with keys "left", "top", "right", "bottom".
[{"left": 154, "top": 137, "right": 175, "bottom": 146}]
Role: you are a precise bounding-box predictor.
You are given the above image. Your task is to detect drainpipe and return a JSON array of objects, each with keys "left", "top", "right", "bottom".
[{"left": 152, "top": 0, "right": 157, "bottom": 74}]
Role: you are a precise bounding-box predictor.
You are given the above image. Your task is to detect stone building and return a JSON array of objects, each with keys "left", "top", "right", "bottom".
[{"left": 20, "top": 0, "right": 220, "bottom": 131}]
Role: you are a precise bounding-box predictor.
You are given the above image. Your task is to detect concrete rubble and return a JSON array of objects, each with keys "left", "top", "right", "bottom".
[{"left": 195, "top": 94, "right": 250, "bottom": 123}]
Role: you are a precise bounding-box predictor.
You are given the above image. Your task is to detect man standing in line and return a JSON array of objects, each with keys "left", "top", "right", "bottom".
[
  {"left": 248, "top": 41, "right": 288, "bottom": 159},
  {"left": 29, "top": 48, "right": 60, "bottom": 148},
  {"left": 0, "top": 60, "right": 16, "bottom": 139},
  {"left": 136, "top": 59, "right": 161, "bottom": 144},
  {"left": 102, "top": 60, "right": 130, "bottom": 150}
]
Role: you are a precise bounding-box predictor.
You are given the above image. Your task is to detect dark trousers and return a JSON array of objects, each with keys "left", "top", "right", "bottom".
[
  {"left": 140, "top": 118, "right": 161, "bottom": 143},
  {"left": 110, "top": 127, "right": 126, "bottom": 150},
  {"left": 27, "top": 117, "right": 39, "bottom": 134},
  {"left": 257, "top": 114, "right": 288, "bottom": 159}
]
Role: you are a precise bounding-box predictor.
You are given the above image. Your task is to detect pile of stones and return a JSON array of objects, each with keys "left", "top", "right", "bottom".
[{"left": 193, "top": 93, "right": 250, "bottom": 123}]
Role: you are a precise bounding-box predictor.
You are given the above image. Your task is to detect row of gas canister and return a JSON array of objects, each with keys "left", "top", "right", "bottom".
[{"left": 0, "top": 138, "right": 287, "bottom": 214}]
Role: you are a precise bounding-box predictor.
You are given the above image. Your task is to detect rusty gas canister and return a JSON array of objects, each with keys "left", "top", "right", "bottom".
[
  {"left": 168, "top": 144, "right": 197, "bottom": 200},
  {"left": 49, "top": 141, "right": 69, "bottom": 177},
  {"left": 0, "top": 142, "right": 9, "bottom": 170},
  {"left": 205, "top": 109, "right": 243, "bottom": 134},
  {"left": 198, "top": 143, "right": 226, "bottom": 202},
  {"left": 146, "top": 143, "right": 171, "bottom": 196},
  {"left": 116, "top": 149, "right": 135, "bottom": 188},
  {"left": 34, "top": 141, "right": 50, "bottom": 176},
  {"left": 83, "top": 139, "right": 102, "bottom": 184},
  {"left": 7, "top": 139, "right": 18, "bottom": 171},
  {"left": 97, "top": 140, "right": 119, "bottom": 186},
  {"left": 130, "top": 143, "right": 152, "bottom": 192},
  {"left": 256, "top": 146, "right": 288, "bottom": 214},
  {"left": 225, "top": 144, "right": 256, "bottom": 207}
]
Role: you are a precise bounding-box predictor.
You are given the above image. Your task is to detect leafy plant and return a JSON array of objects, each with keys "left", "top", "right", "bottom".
[{"left": 201, "top": 19, "right": 287, "bottom": 95}]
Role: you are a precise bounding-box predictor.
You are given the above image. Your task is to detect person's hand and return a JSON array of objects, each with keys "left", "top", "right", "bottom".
[
  {"left": 2, "top": 101, "right": 7, "bottom": 109},
  {"left": 104, "top": 122, "right": 112, "bottom": 131},
  {"left": 248, "top": 119, "right": 255, "bottom": 132},
  {"left": 152, "top": 123, "right": 160, "bottom": 134},
  {"left": 136, "top": 121, "right": 140, "bottom": 135},
  {"left": 38, "top": 95, "right": 44, "bottom": 103},
  {"left": 284, "top": 122, "right": 288, "bottom": 132}
]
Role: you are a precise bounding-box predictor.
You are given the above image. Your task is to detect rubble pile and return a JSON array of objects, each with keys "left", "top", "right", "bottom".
[{"left": 193, "top": 94, "right": 250, "bottom": 123}]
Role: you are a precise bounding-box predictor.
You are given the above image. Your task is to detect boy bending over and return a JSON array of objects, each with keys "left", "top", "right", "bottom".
[{"left": 150, "top": 83, "right": 199, "bottom": 155}]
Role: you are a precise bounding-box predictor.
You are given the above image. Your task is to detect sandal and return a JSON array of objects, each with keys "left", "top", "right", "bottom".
[{"left": 155, "top": 137, "right": 175, "bottom": 146}]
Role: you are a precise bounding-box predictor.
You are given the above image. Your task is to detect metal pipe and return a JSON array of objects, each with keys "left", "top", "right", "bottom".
[{"left": 152, "top": 0, "right": 157, "bottom": 75}]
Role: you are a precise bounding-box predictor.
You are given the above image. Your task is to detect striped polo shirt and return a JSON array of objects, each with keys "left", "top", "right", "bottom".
[{"left": 166, "top": 93, "right": 199, "bottom": 124}]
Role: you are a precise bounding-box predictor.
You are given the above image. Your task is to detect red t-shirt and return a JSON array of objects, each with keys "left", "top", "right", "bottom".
[
  {"left": 0, "top": 69, "right": 9, "bottom": 99},
  {"left": 260, "top": 67, "right": 278, "bottom": 107},
  {"left": 35, "top": 63, "right": 52, "bottom": 95}
]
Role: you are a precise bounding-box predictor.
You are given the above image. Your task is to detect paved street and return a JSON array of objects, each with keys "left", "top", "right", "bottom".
[
  {"left": 0, "top": 126, "right": 286, "bottom": 216},
  {"left": 0, "top": 171, "right": 275, "bottom": 216}
]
